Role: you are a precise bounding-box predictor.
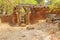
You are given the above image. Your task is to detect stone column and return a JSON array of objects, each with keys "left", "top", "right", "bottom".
[{"left": 25, "top": 12, "right": 31, "bottom": 25}]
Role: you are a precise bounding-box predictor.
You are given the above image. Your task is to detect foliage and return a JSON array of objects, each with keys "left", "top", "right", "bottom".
[
  {"left": 0, "top": 0, "right": 60, "bottom": 14},
  {"left": 20, "top": 0, "right": 37, "bottom": 4},
  {"left": 0, "top": 0, "right": 20, "bottom": 14},
  {"left": 48, "top": 0, "right": 60, "bottom": 8}
]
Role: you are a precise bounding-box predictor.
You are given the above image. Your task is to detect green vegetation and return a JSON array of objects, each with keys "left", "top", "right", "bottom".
[
  {"left": 0, "top": 0, "right": 60, "bottom": 14},
  {"left": 0, "top": 0, "right": 20, "bottom": 14},
  {"left": 48, "top": 0, "right": 60, "bottom": 9},
  {"left": 20, "top": 0, "right": 37, "bottom": 4}
]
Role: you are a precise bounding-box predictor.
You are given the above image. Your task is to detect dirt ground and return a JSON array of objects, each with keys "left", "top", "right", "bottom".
[{"left": 0, "top": 20, "right": 60, "bottom": 40}]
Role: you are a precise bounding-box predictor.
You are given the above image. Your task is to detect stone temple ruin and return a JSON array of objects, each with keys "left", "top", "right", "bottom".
[
  {"left": 0, "top": 4, "right": 60, "bottom": 26},
  {"left": 0, "top": 4, "right": 60, "bottom": 40}
]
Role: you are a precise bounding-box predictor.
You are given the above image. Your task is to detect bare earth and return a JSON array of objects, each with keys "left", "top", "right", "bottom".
[{"left": 0, "top": 21, "right": 60, "bottom": 40}]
